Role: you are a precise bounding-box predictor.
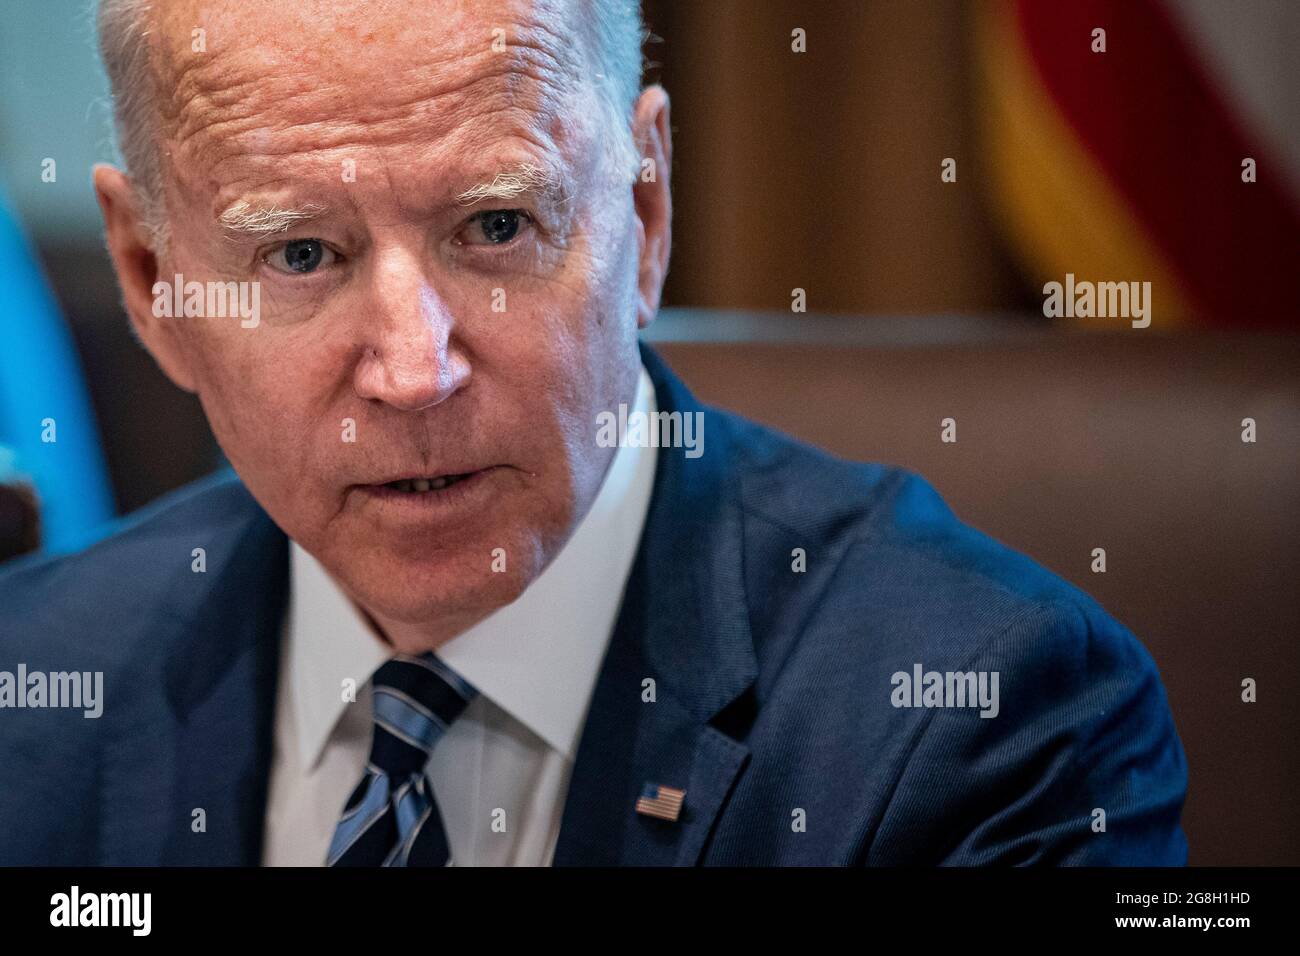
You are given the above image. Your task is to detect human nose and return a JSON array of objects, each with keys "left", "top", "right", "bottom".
[{"left": 352, "top": 252, "right": 470, "bottom": 412}]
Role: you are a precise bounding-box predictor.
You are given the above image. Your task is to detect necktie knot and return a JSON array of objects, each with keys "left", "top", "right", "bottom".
[{"left": 367, "top": 652, "right": 477, "bottom": 780}]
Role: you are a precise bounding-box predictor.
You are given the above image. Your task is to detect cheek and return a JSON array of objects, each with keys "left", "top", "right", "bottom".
[
  {"left": 535, "top": 288, "right": 636, "bottom": 506},
  {"left": 546, "top": 239, "right": 638, "bottom": 367},
  {"left": 185, "top": 329, "right": 338, "bottom": 494}
]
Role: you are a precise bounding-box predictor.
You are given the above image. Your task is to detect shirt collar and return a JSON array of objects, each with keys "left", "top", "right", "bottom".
[
  {"left": 285, "top": 364, "right": 658, "bottom": 767},
  {"left": 284, "top": 541, "right": 390, "bottom": 769}
]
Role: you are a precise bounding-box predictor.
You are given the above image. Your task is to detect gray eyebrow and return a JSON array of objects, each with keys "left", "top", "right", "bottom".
[
  {"left": 455, "top": 162, "right": 571, "bottom": 209},
  {"left": 215, "top": 163, "right": 567, "bottom": 240},
  {"left": 218, "top": 199, "right": 329, "bottom": 239}
]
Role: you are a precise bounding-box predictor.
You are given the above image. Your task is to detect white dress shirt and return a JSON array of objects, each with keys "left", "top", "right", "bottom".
[{"left": 262, "top": 366, "right": 658, "bottom": 866}]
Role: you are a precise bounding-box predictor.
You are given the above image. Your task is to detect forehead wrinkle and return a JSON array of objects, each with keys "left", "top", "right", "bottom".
[
  {"left": 149, "top": 0, "right": 595, "bottom": 147},
  {"left": 169, "top": 56, "right": 582, "bottom": 209},
  {"left": 166, "top": 25, "right": 581, "bottom": 157},
  {"left": 151, "top": 0, "right": 608, "bottom": 237}
]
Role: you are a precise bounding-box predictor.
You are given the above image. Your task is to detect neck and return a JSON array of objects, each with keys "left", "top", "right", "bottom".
[{"left": 349, "top": 600, "right": 486, "bottom": 656}]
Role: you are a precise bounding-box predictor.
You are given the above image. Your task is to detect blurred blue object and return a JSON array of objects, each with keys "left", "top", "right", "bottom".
[{"left": 0, "top": 186, "right": 115, "bottom": 552}]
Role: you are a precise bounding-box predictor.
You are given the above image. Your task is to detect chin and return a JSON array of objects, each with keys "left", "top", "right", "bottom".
[{"left": 340, "top": 546, "right": 539, "bottom": 630}]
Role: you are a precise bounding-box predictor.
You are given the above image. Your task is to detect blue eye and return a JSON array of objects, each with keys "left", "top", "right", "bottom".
[
  {"left": 481, "top": 211, "right": 521, "bottom": 243},
  {"left": 266, "top": 238, "right": 336, "bottom": 274},
  {"left": 461, "top": 210, "right": 532, "bottom": 246}
]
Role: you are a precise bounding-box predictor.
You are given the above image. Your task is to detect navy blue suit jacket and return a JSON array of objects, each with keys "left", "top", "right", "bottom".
[{"left": 0, "top": 344, "right": 1188, "bottom": 865}]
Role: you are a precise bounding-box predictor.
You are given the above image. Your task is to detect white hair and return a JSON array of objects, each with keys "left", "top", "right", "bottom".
[{"left": 97, "top": 0, "right": 646, "bottom": 253}]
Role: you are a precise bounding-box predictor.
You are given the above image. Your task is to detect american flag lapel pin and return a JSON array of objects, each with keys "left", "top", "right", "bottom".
[{"left": 635, "top": 782, "right": 686, "bottom": 822}]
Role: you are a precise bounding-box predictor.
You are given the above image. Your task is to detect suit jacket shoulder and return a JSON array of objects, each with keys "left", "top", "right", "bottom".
[
  {"left": 0, "top": 470, "right": 283, "bottom": 864},
  {"left": 1, "top": 469, "right": 268, "bottom": 673},
  {"left": 708, "top": 412, "right": 1188, "bottom": 864}
]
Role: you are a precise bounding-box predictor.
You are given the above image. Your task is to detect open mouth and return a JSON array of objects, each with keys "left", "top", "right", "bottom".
[
  {"left": 382, "top": 473, "right": 473, "bottom": 493},
  {"left": 356, "top": 467, "right": 501, "bottom": 514}
]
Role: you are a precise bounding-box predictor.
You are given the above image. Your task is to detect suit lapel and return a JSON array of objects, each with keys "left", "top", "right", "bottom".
[
  {"left": 100, "top": 491, "right": 287, "bottom": 865},
  {"left": 553, "top": 345, "right": 758, "bottom": 866}
]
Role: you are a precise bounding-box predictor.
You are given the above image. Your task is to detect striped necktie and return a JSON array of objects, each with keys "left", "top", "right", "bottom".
[{"left": 326, "top": 652, "right": 477, "bottom": 867}]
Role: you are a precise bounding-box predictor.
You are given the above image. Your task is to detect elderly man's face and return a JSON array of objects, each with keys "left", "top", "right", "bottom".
[{"left": 96, "top": 0, "right": 671, "bottom": 645}]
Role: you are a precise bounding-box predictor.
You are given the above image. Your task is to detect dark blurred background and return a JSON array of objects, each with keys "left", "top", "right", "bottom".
[{"left": 1, "top": 0, "right": 1297, "bottom": 864}]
